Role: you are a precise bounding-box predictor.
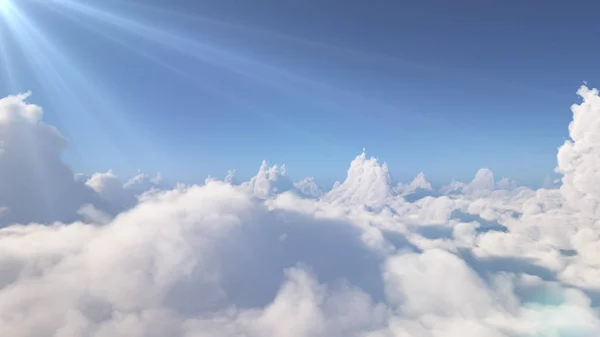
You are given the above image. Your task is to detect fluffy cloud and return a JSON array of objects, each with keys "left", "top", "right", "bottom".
[
  {"left": 396, "top": 172, "right": 432, "bottom": 195},
  {"left": 0, "top": 92, "right": 172, "bottom": 226},
  {"left": 2, "top": 86, "right": 600, "bottom": 336},
  {"left": 557, "top": 86, "right": 600, "bottom": 217},
  {"left": 85, "top": 170, "right": 167, "bottom": 213},
  {"left": 324, "top": 150, "right": 396, "bottom": 208},
  {"left": 0, "top": 93, "right": 105, "bottom": 225}
]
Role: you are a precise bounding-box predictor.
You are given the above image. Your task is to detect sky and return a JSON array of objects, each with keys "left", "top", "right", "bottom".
[
  {"left": 1, "top": 0, "right": 599, "bottom": 186},
  {"left": 7, "top": 1, "right": 600, "bottom": 336}
]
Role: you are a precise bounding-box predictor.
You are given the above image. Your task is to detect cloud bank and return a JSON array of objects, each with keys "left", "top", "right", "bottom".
[{"left": 1, "top": 87, "right": 600, "bottom": 336}]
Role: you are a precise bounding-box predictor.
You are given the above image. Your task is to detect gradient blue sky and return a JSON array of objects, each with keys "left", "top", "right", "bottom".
[{"left": 0, "top": 0, "right": 597, "bottom": 187}]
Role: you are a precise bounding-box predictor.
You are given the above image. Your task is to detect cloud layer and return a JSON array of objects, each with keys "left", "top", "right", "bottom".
[{"left": 1, "top": 87, "right": 600, "bottom": 336}]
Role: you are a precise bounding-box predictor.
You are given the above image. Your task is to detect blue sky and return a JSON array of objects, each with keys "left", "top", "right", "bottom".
[{"left": 0, "top": 0, "right": 597, "bottom": 187}]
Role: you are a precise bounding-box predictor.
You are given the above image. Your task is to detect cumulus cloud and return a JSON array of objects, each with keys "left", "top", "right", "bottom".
[
  {"left": 324, "top": 150, "right": 396, "bottom": 208},
  {"left": 241, "top": 160, "right": 294, "bottom": 198},
  {"left": 0, "top": 94, "right": 167, "bottom": 226},
  {"left": 85, "top": 170, "right": 168, "bottom": 213},
  {"left": 396, "top": 172, "right": 432, "bottom": 196},
  {"left": 557, "top": 86, "right": 600, "bottom": 216},
  {"left": 294, "top": 177, "right": 324, "bottom": 198},
  {"left": 2, "top": 86, "right": 600, "bottom": 336},
  {"left": 0, "top": 93, "right": 105, "bottom": 225}
]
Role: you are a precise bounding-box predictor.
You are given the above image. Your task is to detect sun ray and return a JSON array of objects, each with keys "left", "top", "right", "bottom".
[
  {"left": 1, "top": 0, "right": 160, "bottom": 175},
  {"left": 0, "top": 3, "right": 62, "bottom": 209},
  {"left": 7, "top": 0, "right": 424, "bottom": 162},
  {"left": 125, "top": 0, "right": 566, "bottom": 102},
  {"left": 35, "top": 0, "right": 436, "bottom": 137},
  {"left": 0, "top": 25, "right": 16, "bottom": 93},
  {"left": 28, "top": 0, "right": 342, "bottom": 153},
  {"left": 0, "top": 0, "right": 9, "bottom": 13},
  {"left": 2, "top": 3, "right": 74, "bottom": 96}
]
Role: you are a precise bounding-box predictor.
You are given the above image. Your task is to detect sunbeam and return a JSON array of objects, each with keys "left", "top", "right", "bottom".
[
  {"left": 1, "top": 0, "right": 560, "bottom": 179},
  {"left": 0, "top": 0, "right": 162, "bottom": 174},
  {"left": 0, "top": 29, "right": 15, "bottom": 92},
  {"left": 130, "top": 0, "right": 566, "bottom": 100},
  {"left": 0, "top": 0, "right": 16, "bottom": 92},
  {"left": 0, "top": 0, "right": 9, "bottom": 13},
  {"left": 36, "top": 0, "right": 437, "bottom": 133},
  {"left": 30, "top": 0, "right": 344, "bottom": 155},
  {"left": 1, "top": 0, "right": 346, "bottom": 164}
]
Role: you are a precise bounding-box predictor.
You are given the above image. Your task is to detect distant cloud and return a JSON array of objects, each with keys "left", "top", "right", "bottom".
[
  {"left": 2, "top": 86, "right": 600, "bottom": 336},
  {"left": 294, "top": 177, "right": 324, "bottom": 198},
  {"left": 324, "top": 150, "right": 396, "bottom": 208},
  {"left": 241, "top": 160, "right": 294, "bottom": 198}
]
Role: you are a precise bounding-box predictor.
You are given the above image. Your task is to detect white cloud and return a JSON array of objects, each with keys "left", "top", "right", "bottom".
[
  {"left": 85, "top": 170, "right": 169, "bottom": 214},
  {"left": 0, "top": 93, "right": 105, "bottom": 225},
  {"left": 224, "top": 169, "right": 238, "bottom": 184},
  {"left": 0, "top": 93, "right": 167, "bottom": 226},
  {"left": 294, "top": 177, "right": 324, "bottom": 198},
  {"left": 241, "top": 160, "right": 294, "bottom": 198},
  {"left": 2, "top": 86, "right": 600, "bottom": 336},
  {"left": 395, "top": 172, "right": 432, "bottom": 198},
  {"left": 557, "top": 86, "right": 600, "bottom": 217},
  {"left": 324, "top": 150, "right": 396, "bottom": 208}
]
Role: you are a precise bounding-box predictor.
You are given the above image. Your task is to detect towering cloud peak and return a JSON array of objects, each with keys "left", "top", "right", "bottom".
[
  {"left": 557, "top": 86, "right": 600, "bottom": 216},
  {"left": 294, "top": 177, "right": 323, "bottom": 198},
  {"left": 243, "top": 160, "right": 294, "bottom": 198},
  {"left": 396, "top": 172, "right": 433, "bottom": 196},
  {"left": 224, "top": 169, "right": 238, "bottom": 184},
  {"left": 409, "top": 172, "right": 433, "bottom": 191},
  {"left": 439, "top": 168, "right": 508, "bottom": 197},
  {"left": 463, "top": 168, "right": 495, "bottom": 195},
  {"left": 324, "top": 150, "right": 395, "bottom": 207}
]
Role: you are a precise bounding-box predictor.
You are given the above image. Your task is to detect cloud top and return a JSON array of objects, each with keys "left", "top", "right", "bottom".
[{"left": 1, "top": 86, "right": 600, "bottom": 336}]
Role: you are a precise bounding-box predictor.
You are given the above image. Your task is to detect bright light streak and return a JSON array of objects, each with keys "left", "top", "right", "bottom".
[
  {"left": 0, "top": 0, "right": 9, "bottom": 13},
  {"left": 0, "top": 0, "right": 156, "bottom": 169}
]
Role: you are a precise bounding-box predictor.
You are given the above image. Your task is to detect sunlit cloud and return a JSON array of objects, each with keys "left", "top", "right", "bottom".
[{"left": 0, "top": 85, "right": 599, "bottom": 335}]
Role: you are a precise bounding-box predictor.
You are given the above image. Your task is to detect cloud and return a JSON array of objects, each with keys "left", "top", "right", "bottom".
[
  {"left": 294, "top": 177, "right": 324, "bottom": 198},
  {"left": 2, "top": 86, "right": 600, "bottom": 336},
  {"left": 85, "top": 170, "right": 168, "bottom": 213},
  {"left": 557, "top": 86, "right": 600, "bottom": 216},
  {"left": 324, "top": 150, "right": 396, "bottom": 208},
  {"left": 0, "top": 93, "right": 170, "bottom": 226},
  {"left": 241, "top": 160, "right": 294, "bottom": 198},
  {"left": 396, "top": 172, "right": 432, "bottom": 195},
  {"left": 0, "top": 93, "right": 105, "bottom": 225},
  {"left": 396, "top": 172, "right": 436, "bottom": 202}
]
